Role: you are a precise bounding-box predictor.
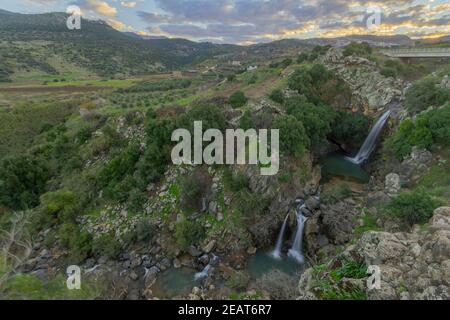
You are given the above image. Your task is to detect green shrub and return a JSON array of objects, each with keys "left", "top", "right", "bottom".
[
  {"left": 57, "top": 223, "right": 92, "bottom": 263},
  {"left": 284, "top": 97, "right": 336, "bottom": 147},
  {"left": 268, "top": 89, "right": 284, "bottom": 104},
  {"left": 227, "top": 271, "right": 251, "bottom": 290},
  {"left": 405, "top": 78, "right": 449, "bottom": 114},
  {"left": 0, "top": 155, "right": 50, "bottom": 210},
  {"left": 383, "top": 189, "right": 440, "bottom": 226},
  {"left": 380, "top": 67, "right": 397, "bottom": 78},
  {"left": 235, "top": 190, "right": 269, "bottom": 220},
  {"left": 287, "top": 64, "right": 339, "bottom": 105},
  {"left": 239, "top": 110, "right": 255, "bottom": 131},
  {"left": 223, "top": 169, "right": 250, "bottom": 192},
  {"left": 92, "top": 234, "right": 121, "bottom": 259},
  {"left": 297, "top": 52, "right": 310, "bottom": 63},
  {"left": 228, "top": 91, "right": 248, "bottom": 109},
  {"left": 179, "top": 168, "right": 211, "bottom": 213},
  {"left": 273, "top": 115, "right": 310, "bottom": 157},
  {"left": 134, "top": 219, "right": 156, "bottom": 242},
  {"left": 39, "top": 190, "right": 78, "bottom": 226},
  {"left": 389, "top": 105, "right": 450, "bottom": 160},
  {"left": 322, "top": 183, "right": 352, "bottom": 204},
  {"left": 343, "top": 42, "right": 372, "bottom": 58},
  {"left": 181, "top": 104, "right": 226, "bottom": 132},
  {"left": 330, "top": 111, "right": 370, "bottom": 147},
  {"left": 175, "top": 220, "right": 205, "bottom": 249}
]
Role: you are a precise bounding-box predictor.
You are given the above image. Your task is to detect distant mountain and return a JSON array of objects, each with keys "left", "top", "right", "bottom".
[
  {"left": 0, "top": 9, "right": 448, "bottom": 81},
  {"left": 0, "top": 10, "right": 238, "bottom": 78}
]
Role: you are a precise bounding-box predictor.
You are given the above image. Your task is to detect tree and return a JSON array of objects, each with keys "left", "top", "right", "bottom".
[
  {"left": 239, "top": 110, "right": 255, "bottom": 131},
  {"left": 268, "top": 89, "right": 284, "bottom": 104},
  {"left": 0, "top": 155, "right": 50, "bottom": 210},
  {"left": 343, "top": 42, "right": 373, "bottom": 58},
  {"left": 228, "top": 91, "right": 248, "bottom": 109},
  {"left": 330, "top": 111, "right": 370, "bottom": 146},
  {"left": 175, "top": 220, "right": 205, "bottom": 249},
  {"left": 284, "top": 97, "right": 336, "bottom": 147},
  {"left": 273, "top": 115, "right": 310, "bottom": 157}
]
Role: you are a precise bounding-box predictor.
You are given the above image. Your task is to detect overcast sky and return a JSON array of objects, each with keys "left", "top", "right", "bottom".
[{"left": 2, "top": 0, "right": 449, "bottom": 44}]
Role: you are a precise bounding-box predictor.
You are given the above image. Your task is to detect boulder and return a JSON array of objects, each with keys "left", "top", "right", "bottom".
[{"left": 385, "top": 173, "right": 401, "bottom": 195}]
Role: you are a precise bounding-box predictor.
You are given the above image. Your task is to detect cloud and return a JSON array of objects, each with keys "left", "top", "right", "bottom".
[
  {"left": 76, "top": 0, "right": 117, "bottom": 17},
  {"left": 120, "top": 1, "right": 136, "bottom": 8},
  {"left": 107, "top": 18, "right": 125, "bottom": 30}
]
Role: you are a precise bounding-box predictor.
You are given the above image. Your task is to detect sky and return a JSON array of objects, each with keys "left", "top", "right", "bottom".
[{"left": 1, "top": 0, "right": 449, "bottom": 44}]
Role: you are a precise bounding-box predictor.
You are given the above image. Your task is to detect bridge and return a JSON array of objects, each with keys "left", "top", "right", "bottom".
[{"left": 382, "top": 48, "right": 450, "bottom": 58}]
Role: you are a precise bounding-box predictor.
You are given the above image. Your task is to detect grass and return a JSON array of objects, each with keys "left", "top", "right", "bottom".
[
  {"left": 312, "top": 260, "right": 368, "bottom": 300},
  {"left": 414, "top": 147, "right": 450, "bottom": 202},
  {"left": 354, "top": 212, "right": 381, "bottom": 235},
  {"left": 322, "top": 182, "right": 352, "bottom": 204}
]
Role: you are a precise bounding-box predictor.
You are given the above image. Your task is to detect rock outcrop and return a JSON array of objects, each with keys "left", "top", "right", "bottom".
[
  {"left": 299, "top": 207, "right": 450, "bottom": 300},
  {"left": 320, "top": 48, "right": 404, "bottom": 115}
]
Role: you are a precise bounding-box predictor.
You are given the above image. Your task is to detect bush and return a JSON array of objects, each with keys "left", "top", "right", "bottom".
[
  {"left": 227, "top": 271, "right": 250, "bottom": 290},
  {"left": 228, "top": 91, "right": 248, "bottom": 109},
  {"left": 181, "top": 104, "right": 226, "bottom": 132},
  {"left": 273, "top": 115, "right": 310, "bottom": 157},
  {"left": 0, "top": 155, "right": 50, "bottom": 210},
  {"left": 322, "top": 183, "right": 352, "bottom": 204},
  {"left": 57, "top": 224, "right": 92, "bottom": 263},
  {"left": 380, "top": 67, "right": 397, "bottom": 78},
  {"left": 235, "top": 190, "right": 269, "bottom": 220},
  {"left": 179, "top": 168, "right": 211, "bottom": 213},
  {"left": 389, "top": 105, "right": 450, "bottom": 160},
  {"left": 297, "top": 52, "right": 310, "bottom": 63},
  {"left": 405, "top": 78, "right": 449, "bottom": 114},
  {"left": 39, "top": 190, "right": 78, "bottom": 227},
  {"left": 287, "top": 64, "right": 338, "bottom": 105},
  {"left": 239, "top": 110, "right": 255, "bottom": 131},
  {"left": 284, "top": 97, "right": 336, "bottom": 147},
  {"left": 383, "top": 189, "right": 440, "bottom": 226},
  {"left": 92, "top": 234, "right": 122, "bottom": 259},
  {"left": 343, "top": 42, "right": 372, "bottom": 58},
  {"left": 175, "top": 220, "right": 205, "bottom": 249},
  {"left": 223, "top": 169, "right": 250, "bottom": 192},
  {"left": 330, "top": 111, "right": 370, "bottom": 146},
  {"left": 268, "top": 89, "right": 284, "bottom": 104}
]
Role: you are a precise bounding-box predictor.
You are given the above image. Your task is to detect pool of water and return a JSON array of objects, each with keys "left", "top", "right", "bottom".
[
  {"left": 151, "top": 267, "right": 201, "bottom": 299},
  {"left": 246, "top": 250, "right": 303, "bottom": 279},
  {"left": 321, "top": 152, "right": 370, "bottom": 183}
]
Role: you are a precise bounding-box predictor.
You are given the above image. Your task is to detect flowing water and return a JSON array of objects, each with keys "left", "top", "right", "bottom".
[
  {"left": 287, "top": 212, "right": 308, "bottom": 264},
  {"left": 347, "top": 110, "right": 391, "bottom": 165},
  {"left": 271, "top": 214, "right": 290, "bottom": 260},
  {"left": 194, "top": 255, "right": 219, "bottom": 280}
]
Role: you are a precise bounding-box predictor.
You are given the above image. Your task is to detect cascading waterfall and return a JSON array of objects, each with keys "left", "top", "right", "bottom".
[
  {"left": 288, "top": 206, "right": 308, "bottom": 264},
  {"left": 271, "top": 214, "right": 290, "bottom": 260},
  {"left": 194, "top": 255, "right": 219, "bottom": 280},
  {"left": 347, "top": 110, "right": 392, "bottom": 165}
]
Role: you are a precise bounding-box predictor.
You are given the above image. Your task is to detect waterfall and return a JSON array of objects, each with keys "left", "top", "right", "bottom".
[
  {"left": 347, "top": 110, "right": 391, "bottom": 165},
  {"left": 271, "top": 214, "right": 290, "bottom": 260},
  {"left": 194, "top": 255, "right": 219, "bottom": 280},
  {"left": 288, "top": 208, "right": 308, "bottom": 264}
]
